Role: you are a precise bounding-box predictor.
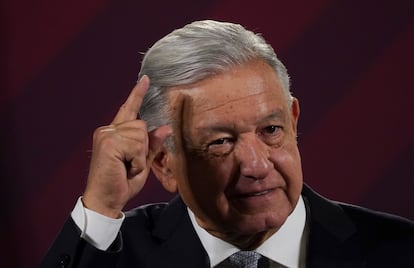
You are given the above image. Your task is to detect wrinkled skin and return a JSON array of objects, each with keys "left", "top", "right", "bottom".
[
  {"left": 83, "top": 76, "right": 172, "bottom": 218},
  {"left": 153, "top": 60, "right": 303, "bottom": 249}
]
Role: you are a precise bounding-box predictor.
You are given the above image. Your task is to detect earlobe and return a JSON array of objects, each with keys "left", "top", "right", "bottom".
[{"left": 151, "top": 151, "right": 178, "bottom": 193}]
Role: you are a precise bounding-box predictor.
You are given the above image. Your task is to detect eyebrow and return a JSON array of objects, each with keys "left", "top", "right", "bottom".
[
  {"left": 196, "top": 109, "right": 287, "bottom": 133},
  {"left": 257, "top": 109, "right": 287, "bottom": 125}
]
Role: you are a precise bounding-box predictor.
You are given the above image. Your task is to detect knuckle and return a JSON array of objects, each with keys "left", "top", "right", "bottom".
[
  {"left": 93, "top": 127, "right": 104, "bottom": 140},
  {"left": 93, "top": 126, "right": 117, "bottom": 146},
  {"left": 130, "top": 119, "right": 147, "bottom": 130},
  {"left": 98, "top": 135, "right": 117, "bottom": 148},
  {"left": 135, "top": 128, "right": 148, "bottom": 140}
]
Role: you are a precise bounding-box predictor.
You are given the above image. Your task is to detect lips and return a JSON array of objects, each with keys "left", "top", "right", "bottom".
[{"left": 232, "top": 188, "right": 275, "bottom": 199}]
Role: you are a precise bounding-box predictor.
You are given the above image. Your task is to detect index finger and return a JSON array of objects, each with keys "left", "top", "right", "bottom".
[{"left": 112, "top": 75, "right": 150, "bottom": 124}]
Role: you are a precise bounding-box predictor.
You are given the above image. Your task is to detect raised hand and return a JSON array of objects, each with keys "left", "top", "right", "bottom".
[{"left": 82, "top": 76, "right": 172, "bottom": 218}]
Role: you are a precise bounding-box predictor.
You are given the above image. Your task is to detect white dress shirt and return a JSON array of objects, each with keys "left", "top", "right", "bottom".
[
  {"left": 71, "top": 196, "right": 307, "bottom": 267},
  {"left": 71, "top": 197, "right": 124, "bottom": 250},
  {"left": 188, "top": 196, "right": 307, "bottom": 268}
]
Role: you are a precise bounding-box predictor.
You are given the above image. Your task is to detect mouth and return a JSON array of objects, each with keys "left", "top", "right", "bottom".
[{"left": 234, "top": 188, "right": 275, "bottom": 199}]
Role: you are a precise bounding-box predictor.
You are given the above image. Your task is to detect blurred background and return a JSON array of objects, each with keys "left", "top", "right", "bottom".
[{"left": 2, "top": 0, "right": 414, "bottom": 266}]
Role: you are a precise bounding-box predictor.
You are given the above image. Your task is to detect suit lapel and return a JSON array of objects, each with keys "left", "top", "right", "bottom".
[
  {"left": 146, "top": 196, "right": 210, "bottom": 268},
  {"left": 302, "top": 185, "right": 367, "bottom": 268},
  {"left": 144, "top": 186, "right": 369, "bottom": 267}
]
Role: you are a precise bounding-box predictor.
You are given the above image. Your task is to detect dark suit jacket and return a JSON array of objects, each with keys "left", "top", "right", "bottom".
[{"left": 41, "top": 185, "right": 414, "bottom": 267}]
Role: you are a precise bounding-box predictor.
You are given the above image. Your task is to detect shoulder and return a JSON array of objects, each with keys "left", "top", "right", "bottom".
[
  {"left": 305, "top": 184, "right": 414, "bottom": 240},
  {"left": 338, "top": 201, "right": 414, "bottom": 241},
  {"left": 303, "top": 184, "right": 414, "bottom": 236},
  {"left": 125, "top": 202, "right": 169, "bottom": 223},
  {"left": 338, "top": 202, "right": 414, "bottom": 265},
  {"left": 121, "top": 201, "right": 169, "bottom": 234},
  {"left": 303, "top": 185, "right": 414, "bottom": 265}
]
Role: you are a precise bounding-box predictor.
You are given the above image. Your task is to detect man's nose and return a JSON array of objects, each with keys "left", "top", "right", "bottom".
[{"left": 234, "top": 135, "right": 272, "bottom": 180}]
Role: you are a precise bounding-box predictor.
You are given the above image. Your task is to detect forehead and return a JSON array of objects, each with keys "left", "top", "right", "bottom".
[{"left": 168, "top": 60, "right": 288, "bottom": 127}]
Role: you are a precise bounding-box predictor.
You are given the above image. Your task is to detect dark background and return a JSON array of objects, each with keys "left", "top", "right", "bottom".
[{"left": 2, "top": 0, "right": 414, "bottom": 266}]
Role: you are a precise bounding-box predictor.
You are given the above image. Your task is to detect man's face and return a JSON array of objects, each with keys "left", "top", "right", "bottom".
[{"left": 165, "top": 60, "right": 302, "bottom": 247}]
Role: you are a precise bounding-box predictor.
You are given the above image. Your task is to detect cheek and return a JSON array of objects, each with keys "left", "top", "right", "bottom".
[
  {"left": 185, "top": 155, "right": 234, "bottom": 194},
  {"left": 269, "top": 141, "right": 303, "bottom": 196},
  {"left": 179, "top": 155, "right": 235, "bottom": 223},
  {"left": 271, "top": 137, "right": 301, "bottom": 168}
]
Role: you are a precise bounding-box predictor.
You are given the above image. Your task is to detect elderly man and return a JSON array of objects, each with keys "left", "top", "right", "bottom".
[{"left": 42, "top": 20, "right": 414, "bottom": 268}]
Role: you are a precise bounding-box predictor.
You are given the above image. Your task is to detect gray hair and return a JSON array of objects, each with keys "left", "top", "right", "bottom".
[{"left": 138, "top": 20, "right": 292, "bottom": 132}]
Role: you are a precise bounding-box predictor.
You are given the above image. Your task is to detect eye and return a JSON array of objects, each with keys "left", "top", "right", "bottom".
[
  {"left": 209, "top": 138, "right": 231, "bottom": 146},
  {"left": 207, "top": 137, "right": 234, "bottom": 155},
  {"left": 262, "top": 125, "right": 282, "bottom": 135}
]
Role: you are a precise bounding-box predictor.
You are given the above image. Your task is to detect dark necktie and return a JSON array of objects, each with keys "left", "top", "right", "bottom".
[{"left": 228, "top": 251, "right": 261, "bottom": 268}]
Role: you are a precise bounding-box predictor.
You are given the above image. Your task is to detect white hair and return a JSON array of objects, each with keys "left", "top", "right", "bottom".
[{"left": 138, "top": 20, "right": 292, "bottom": 133}]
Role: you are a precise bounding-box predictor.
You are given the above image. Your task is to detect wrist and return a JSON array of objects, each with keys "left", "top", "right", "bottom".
[{"left": 82, "top": 195, "right": 123, "bottom": 219}]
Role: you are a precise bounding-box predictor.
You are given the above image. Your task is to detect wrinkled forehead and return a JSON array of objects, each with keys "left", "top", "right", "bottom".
[
  {"left": 167, "top": 64, "right": 286, "bottom": 114},
  {"left": 162, "top": 86, "right": 293, "bottom": 155},
  {"left": 170, "top": 87, "right": 282, "bottom": 116}
]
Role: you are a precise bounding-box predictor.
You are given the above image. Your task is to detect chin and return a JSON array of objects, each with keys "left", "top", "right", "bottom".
[
  {"left": 219, "top": 214, "right": 285, "bottom": 250},
  {"left": 233, "top": 211, "right": 289, "bottom": 235}
]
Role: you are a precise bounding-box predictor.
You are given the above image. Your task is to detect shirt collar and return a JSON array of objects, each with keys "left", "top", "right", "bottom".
[{"left": 188, "top": 196, "right": 307, "bottom": 267}]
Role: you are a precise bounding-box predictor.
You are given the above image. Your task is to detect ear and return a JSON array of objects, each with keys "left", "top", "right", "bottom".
[
  {"left": 151, "top": 149, "right": 178, "bottom": 193},
  {"left": 290, "top": 97, "right": 300, "bottom": 134}
]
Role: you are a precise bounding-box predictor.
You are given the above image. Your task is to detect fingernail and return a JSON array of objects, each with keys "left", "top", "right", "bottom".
[{"left": 139, "top": 75, "right": 148, "bottom": 83}]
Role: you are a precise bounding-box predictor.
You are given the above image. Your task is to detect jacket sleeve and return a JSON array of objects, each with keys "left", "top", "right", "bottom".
[{"left": 40, "top": 217, "right": 122, "bottom": 268}]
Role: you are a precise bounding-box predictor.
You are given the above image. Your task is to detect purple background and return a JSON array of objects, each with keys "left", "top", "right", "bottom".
[{"left": 2, "top": 0, "right": 414, "bottom": 266}]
